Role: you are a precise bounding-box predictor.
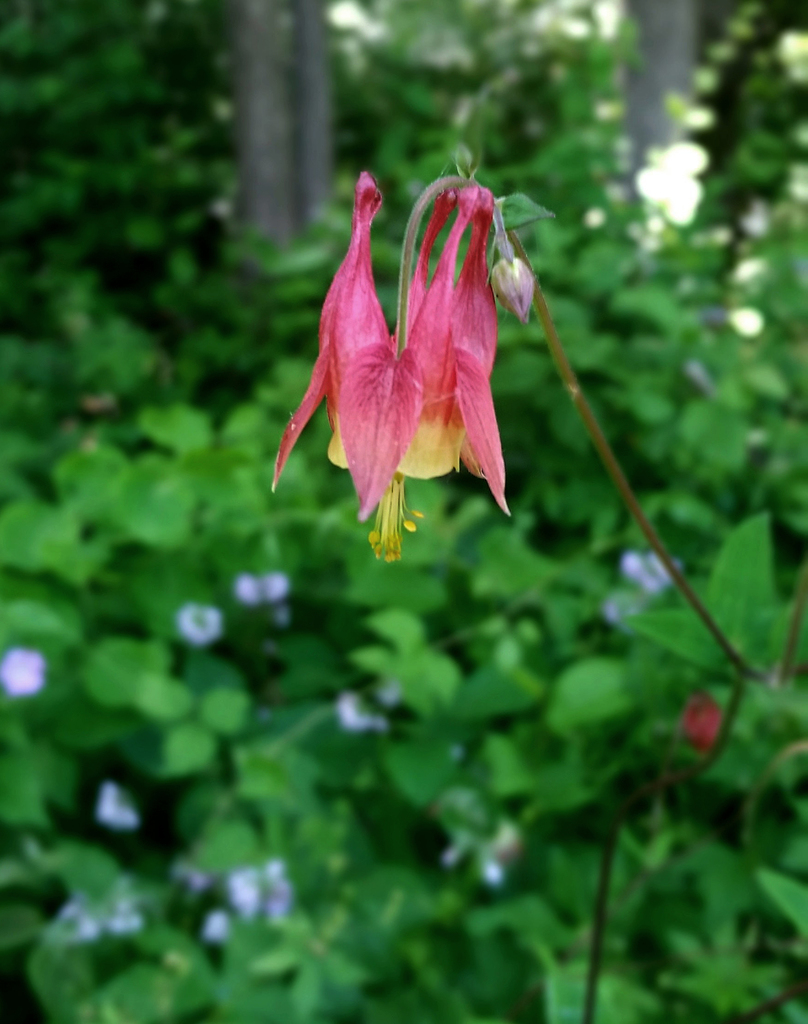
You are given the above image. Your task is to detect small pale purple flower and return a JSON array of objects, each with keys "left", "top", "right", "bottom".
[
  {"left": 56, "top": 895, "right": 103, "bottom": 944},
  {"left": 176, "top": 603, "right": 223, "bottom": 647},
  {"left": 95, "top": 781, "right": 140, "bottom": 832},
  {"left": 0, "top": 648, "right": 46, "bottom": 698},
  {"left": 201, "top": 908, "right": 231, "bottom": 944},
  {"left": 335, "top": 691, "right": 389, "bottom": 734},
  {"left": 264, "top": 860, "right": 294, "bottom": 919},
  {"left": 106, "top": 896, "right": 145, "bottom": 936},
  {"left": 481, "top": 859, "right": 505, "bottom": 888},
  {"left": 271, "top": 603, "right": 292, "bottom": 629},
  {"left": 226, "top": 867, "right": 262, "bottom": 919},
  {"left": 262, "top": 572, "right": 291, "bottom": 604},
  {"left": 619, "top": 551, "right": 672, "bottom": 596},
  {"left": 172, "top": 862, "right": 215, "bottom": 894},
  {"left": 375, "top": 678, "right": 402, "bottom": 708},
  {"left": 233, "top": 573, "right": 264, "bottom": 606}
]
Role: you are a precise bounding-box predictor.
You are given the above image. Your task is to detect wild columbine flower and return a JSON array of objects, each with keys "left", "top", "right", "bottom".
[
  {"left": 681, "top": 692, "right": 722, "bottom": 754},
  {"left": 274, "top": 172, "right": 508, "bottom": 561},
  {"left": 491, "top": 257, "right": 533, "bottom": 323},
  {"left": 0, "top": 647, "right": 46, "bottom": 698}
]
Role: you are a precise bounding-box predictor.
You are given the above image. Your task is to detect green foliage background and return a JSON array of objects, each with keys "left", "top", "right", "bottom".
[{"left": 1, "top": 0, "right": 808, "bottom": 1021}]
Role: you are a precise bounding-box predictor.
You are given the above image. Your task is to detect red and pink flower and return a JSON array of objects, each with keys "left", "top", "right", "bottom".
[{"left": 274, "top": 172, "right": 508, "bottom": 560}]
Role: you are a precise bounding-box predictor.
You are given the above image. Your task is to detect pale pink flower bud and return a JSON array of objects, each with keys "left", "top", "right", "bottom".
[{"left": 491, "top": 258, "right": 533, "bottom": 323}]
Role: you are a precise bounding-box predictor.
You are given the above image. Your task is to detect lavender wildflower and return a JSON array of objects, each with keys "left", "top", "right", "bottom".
[
  {"left": 262, "top": 572, "right": 291, "bottom": 604},
  {"left": 0, "top": 648, "right": 46, "bottom": 698},
  {"left": 95, "top": 781, "right": 140, "bottom": 832},
  {"left": 233, "top": 573, "right": 264, "bottom": 606},
  {"left": 619, "top": 551, "right": 672, "bottom": 596},
  {"left": 264, "top": 860, "right": 294, "bottom": 919},
  {"left": 176, "top": 603, "right": 223, "bottom": 647},
  {"left": 56, "top": 895, "right": 103, "bottom": 944},
  {"left": 481, "top": 859, "right": 505, "bottom": 887},
  {"left": 201, "top": 908, "right": 231, "bottom": 944},
  {"left": 335, "top": 691, "right": 389, "bottom": 733},
  {"left": 226, "top": 867, "right": 262, "bottom": 919}
]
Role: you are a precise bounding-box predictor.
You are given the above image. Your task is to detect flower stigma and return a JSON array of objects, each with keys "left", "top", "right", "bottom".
[{"left": 368, "top": 472, "right": 424, "bottom": 561}]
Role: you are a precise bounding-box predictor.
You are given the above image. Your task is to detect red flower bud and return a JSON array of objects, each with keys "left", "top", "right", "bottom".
[{"left": 681, "top": 692, "right": 722, "bottom": 754}]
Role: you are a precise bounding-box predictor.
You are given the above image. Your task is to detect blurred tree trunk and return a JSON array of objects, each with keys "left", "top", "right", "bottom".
[
  {"left": 227, "top": 0, "right": 333, "bottom": 247},
  {"left": 624, "top": 0, "right": 737, "bottom": 189},
  {"left": 293, "top": 0, "right": 333, "bottom": 227},
  {"left": 228, "top": 0, "right": 295, "bottom": 245},
  {"left": 624, "top": 0, "right": 697, "bottom": 183}
]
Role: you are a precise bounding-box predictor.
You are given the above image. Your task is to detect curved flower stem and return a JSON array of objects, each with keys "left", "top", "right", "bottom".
[
  {"left": 580, "top": 671, "right": 746, "bottom": 1024},
  {"left": 778, "top": 558, "right": 808, "bottom": 682},
  {"left": 508, "top": 231, "right": 757, "bottom": 681},
  {"left": 395, "top": 175, "right": 469, "bottom": 357},
  {"left": 721, "top": 979, "right": 808, "bottom": 1024}
]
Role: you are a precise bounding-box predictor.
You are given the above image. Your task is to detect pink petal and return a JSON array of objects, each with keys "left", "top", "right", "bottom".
[
  {"left": 408, "top": 189, "right": 458, "bottom": 327},
  {"left": 321, "top": 172, "right": 392, "bottom": 391},
  {"left": 453, "top": 187, "right": 497, "bottom": 373},
  {"left": 408, "top": 188, "right": 477, "bottom": 402},
  {"left": 273, "top": 347, "right": 331, "bottom": 489},
  {"left": 454, "top": 347, "right": 509, "bottom": 514},
  {"left": 338, "top": 344, "right": 424, "bottom": 520}
]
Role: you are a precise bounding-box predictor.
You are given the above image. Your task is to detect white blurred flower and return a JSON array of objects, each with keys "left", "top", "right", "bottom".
[
  {"left": 95, "top": 781, "right": 140, "bottom": 832},
  {"left": 788, "top": 164, "right": 808, "bottom": 204},
  {"left": 729, "top": 307, "right": 764, "bottom": 337},
  {"left": 732, "top": 258, "right": 767, "bottom": 285},
  {"left": 620, "top": 551, "right": 673, "bottom": 595},
  {"left": 335, "top": 691, "right": 389, "bottom": 733},
  {"left": 54, "top": 881, "right": 145, "bottom": 944},
  {"left": 0, "top": 648, "right": 46, "bottom": 698},
  {"left": 583, "top": 207, "right": 606, "bottom": 229},
  {"left": 328, "top": 0, "right": 386, "bottom": 41},
  {"left": 594, "top": 100, "right": 621, "bottom": 122},
  {"left": 201, "top": 908, "right": 231, "bottom": 944},
  {"left": 233, "top": 573, "right": 264, "bottom": 606},
  {"left": 106, "top": 895, "right": 145, "bottom": 936},
  {"left": 176, "top": 603, "right": 223, "bottom": 647},
  {"left": 659, "top": 142, "right": 709, "bottom": 177},
  {"left": 636, "top": 167, "right": 703, "bottom": 226},
  {"left": 779, "top": 31, "right": 808, "bottom": 83},
  {"left": 739, "top": 199, "right": 769, "bottom": 238}
]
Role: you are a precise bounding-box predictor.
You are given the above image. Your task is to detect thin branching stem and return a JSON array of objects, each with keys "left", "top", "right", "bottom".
[
  {"left": 721, "top": 979, "right": 808, "bottom": 1024},
  {"left": 395, "top": 175, "right": 469, "bottom": 357},
  {"left": 508, "top": 231, "right": 759, "bottom": 681},
  {"left": 779, "top": 559, "right": 808, "bottom": 682},
  {"left": 579, "top": 672, "right": 746, "bottom": 1024}
]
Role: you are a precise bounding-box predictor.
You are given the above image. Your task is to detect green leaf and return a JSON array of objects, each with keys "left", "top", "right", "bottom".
[
  {"left": 113, "top": 456, "right": 195, "bottom": 547},
  {"left": 452, "top": 667, "right": 541, "bottom": 719},
  {"left": 139, "top": 404, "right": 212, "bottom": 455},
  {"left": 84, "top": 637, "right": 171, "bottom": 708},
  {"left": 708, "top": 513, "right": 777, "bottom": 657},
  {"left": 499, "top": 192, "right": 555, "bottom": 230},
  {"left": 629, "top": 609, "right": 725, "bottom": 670},
  {"left": 0, "top": 752, "right": 47, "bottom": 826},
  {"left": 757, "top": 868, "right": 808, "bottom": 936},
  {"left": 546, "top": 658, "right": 631, "bottom": 734},
  {"left": 197, "top": 820, "right": 259, "bottom": 872},
  {"left": 385, "top": 739, "right": 456, "bottom": 805},
  {"left": 134, "top": 674, "right": 194, "bottom": 721},
  {"left": 200, "top": 688, "right": 250, "bottom": 735},
  {"left": 0, "top": 903, "right": 43, "bottom": 949},
  {"left": 56, "top": 841, "right": 119, "bottom": 900},
  {"left": 0, "top": 599, "right": 81, "bottom": 647},
  {"left": 163, "top": 721, "right": 217, "bottom": 775},
  {"left": 483, "top": 734, "right": 534, "bottom": 796}
]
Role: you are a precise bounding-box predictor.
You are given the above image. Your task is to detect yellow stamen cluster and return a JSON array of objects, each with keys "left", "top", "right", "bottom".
[{"left": 368, "top": 472, "right": 424, "bottom": 561}]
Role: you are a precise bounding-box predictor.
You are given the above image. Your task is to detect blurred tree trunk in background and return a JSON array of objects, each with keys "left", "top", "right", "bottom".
[
  {"left": 624, "top": 0, "right": 697, "bottom": 183},
  {"left": 624, "top": 0, "right": 736, "bottom": 188},
  {"left": 228, "top": 0, "right": 333, "bottom": 247},
  {"left": 293, "top": 0, "right": 333, "bottom": 227}
]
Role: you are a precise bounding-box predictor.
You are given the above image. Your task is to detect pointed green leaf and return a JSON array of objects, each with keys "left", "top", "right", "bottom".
[
  {"left": 757, "top": 868, "right": 808, "bottom": 936},
  {"left": 499, "top": 192, "right": 555, "bottom": 230},
  {"left": 708, "top": 513, "right": 778, "bottom": 656},
  {"left": 629, "top": 609, "right": 726, "bottom": 671}
]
